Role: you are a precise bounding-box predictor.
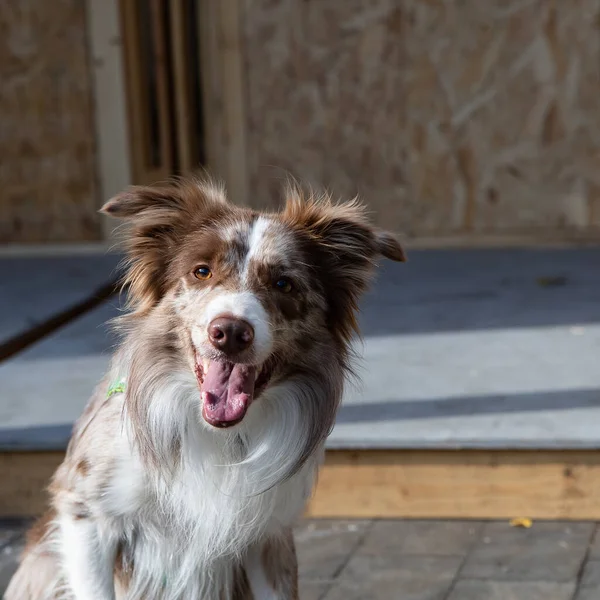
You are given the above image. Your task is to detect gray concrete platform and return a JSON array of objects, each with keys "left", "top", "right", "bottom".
[
  {"left": 1, "top": 248, "right": 599, "bottom": 451},
  {"left": 1, "top": 518, "right": 599, "bottom": 599},
  {"left": 0, "top": 301, "right": 120, "bottom": 449},
  {"left": 0, "top": 253, "right": 121, "bottom": 345},
  {"left": 331, "top": 248, "right": 600, "bottom": 449}
]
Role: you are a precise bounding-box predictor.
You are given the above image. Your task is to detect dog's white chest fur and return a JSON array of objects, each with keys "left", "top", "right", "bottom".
[{"left": 101, "top": 397, "right": 318, "bottom": 599}]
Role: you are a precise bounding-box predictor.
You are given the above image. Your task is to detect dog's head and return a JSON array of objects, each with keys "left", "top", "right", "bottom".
[{"left": 103, "top": 178, "right": 405, "bottom": 431}]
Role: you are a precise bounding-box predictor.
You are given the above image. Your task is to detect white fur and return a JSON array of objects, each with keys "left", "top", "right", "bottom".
[
  {"left": 58, "top": 371, "right": 319, "bottom": 599},
  {"left": 244, "top": 217, "right": 273, "bottom": 282},
  {"left": 59, "top": 516, "right": 117, "bottom": 600},
  {"left": 192, "top": 291, "right": 273, "bottom": 363},
  {"left": 245, "top": 545, "right": 278, "bottom": 600}
]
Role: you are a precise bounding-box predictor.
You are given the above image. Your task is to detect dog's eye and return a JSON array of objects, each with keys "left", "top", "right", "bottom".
[
  {"left": 274, "top": 277, "right": 293, "bottom": 293},
  {"left": 194, "top": 266, "right": 212, "bottom": 281}
]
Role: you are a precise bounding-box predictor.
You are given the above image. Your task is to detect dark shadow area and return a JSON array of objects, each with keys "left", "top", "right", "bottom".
[
  {"left": 0, "top": 254, "right": 123, "bottom": 348},
  {"left": 360, "top": 248, "right": 600, "bottom": 336},
  {"left": 0, "top": 283, "right": 118, "bottom": 361},
  {"left": 336, "top": 387, "right": 600, "bottom": 424},
  {"left": 0, "top": 424, "right": 72, "bottom": 451},
  {"left": 0, "top": 299, "right": 122, "bottom": 363}
]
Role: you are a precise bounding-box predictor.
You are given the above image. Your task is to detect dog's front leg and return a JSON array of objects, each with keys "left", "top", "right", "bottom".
[
  {"left": 59, "top": 514, "right": 117, "bottom": 600},
  {"left": 244, "top": 530, "right": 299, "bottom": 600}
]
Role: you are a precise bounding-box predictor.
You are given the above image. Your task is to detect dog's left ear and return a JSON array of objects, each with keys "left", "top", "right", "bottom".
[
  {"left": 374, "top": 229, "right": 407, "bottom": 263},
  {"left": 283, "top": 188, "right": 406, "bottom": 265},
  {"left": 283, "top": 188, "right": 405, "bottom": 339}
]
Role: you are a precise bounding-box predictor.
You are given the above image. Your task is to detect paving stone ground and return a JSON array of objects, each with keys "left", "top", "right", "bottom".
[{"left": 1, "top": 518, "right": 599, "bottom": 599}]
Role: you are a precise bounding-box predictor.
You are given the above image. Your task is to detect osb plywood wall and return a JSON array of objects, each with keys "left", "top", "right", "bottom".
[
  {"left": 242, "top": 0, "right": 600, "bottom": 238},
  {"left": 0, "top": 1, "right": 100, "bottom": 243}
]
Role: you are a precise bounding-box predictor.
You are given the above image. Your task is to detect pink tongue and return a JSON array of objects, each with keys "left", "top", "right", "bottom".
[{"left": 200, "top": 362, "right": 256, "bottom": 427}]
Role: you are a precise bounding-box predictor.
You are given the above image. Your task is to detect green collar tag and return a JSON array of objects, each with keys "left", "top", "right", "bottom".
[{"left": 106, "top": 378, "right": 126, "bottom": 399}]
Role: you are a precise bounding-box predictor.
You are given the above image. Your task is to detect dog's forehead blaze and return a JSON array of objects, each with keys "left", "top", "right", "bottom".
[
  {"left": 244, "top": 217, "right": 294, "bottom": 267},
  {"left": 214, "top": 215, "right": 298, "bottom": 278},
  {"left": 183, "top": 215, "right": 309, "bottom": 321},
  {"left": 175, "top": 213, "right": 292, "bottom": 289}
]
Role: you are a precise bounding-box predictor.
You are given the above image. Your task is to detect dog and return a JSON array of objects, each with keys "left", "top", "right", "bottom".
[{"left": 6, "top": 178, "right": 405, "bottom": 599}]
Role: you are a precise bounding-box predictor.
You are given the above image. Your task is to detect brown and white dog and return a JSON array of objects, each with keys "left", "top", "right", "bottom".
[{"left": 6, "top": 178, "right": 405, "bottom": 600}]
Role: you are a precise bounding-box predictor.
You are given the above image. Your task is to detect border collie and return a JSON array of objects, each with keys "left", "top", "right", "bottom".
[{"left": 6, "top": 178, "right": 405, "bottom": 599}]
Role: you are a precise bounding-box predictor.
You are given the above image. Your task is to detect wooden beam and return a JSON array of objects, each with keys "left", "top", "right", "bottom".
[
  {"left": 306, "top": 450, "right": 600, "bottom": 520},
  {"left": 119, "top": 0, "right": 173, "bottom": 184},
  {"left": 198, "top": 0, "right": 248, "bottom": 205},
  {"left": 168, "top": 0, "right": 195, "bottom": 174},
  {"left": 85, "top": 0, "right": 132, "bottom": 240},
  {"left": 217, "top": 0, "right": 248, "bottom": 206},
  {"left": 0, "top": 452, "right": 63, "bottom": 518},
  {"left": 148, "top": 0, "right": 175, "bottom": 178},
  {"left": 4, "top": 449, "right": 600, "bottom": 520},
  {"left": 119, "top": 0, "right": 148, "bottom": 184},
  {"left": 198, "top": 0, "right": 223, "bottom": 178}
]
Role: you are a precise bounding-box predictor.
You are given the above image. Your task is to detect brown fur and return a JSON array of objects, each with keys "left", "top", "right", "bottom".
[
  {"left": 24, "top": 509, "right": 55, "bottom": 553},
  {"left": 261, "top": 531, "right": 299, "bottom": 599},
  {"left": 104, "top": 179, "right": 241, "bottom": 317},
  {"left": 281, "top": 185, "right": 402, "bottom": 347}
]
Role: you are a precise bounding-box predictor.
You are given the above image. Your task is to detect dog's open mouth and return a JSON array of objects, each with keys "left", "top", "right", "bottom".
[{"left": 195, "top": 359, "right": 274, "bottom": 428}]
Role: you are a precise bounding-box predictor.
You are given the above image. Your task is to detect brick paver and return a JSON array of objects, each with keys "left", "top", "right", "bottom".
[
  {"left": 576, "top": 589, "right": 600, "bottom": 600},
  {"left": 2, "top": 518, "right": 600, "bottom": 599},
  {"left": 360, "top": 520, "right": 483, "bottom": 557},
  {"left": 446, "top": 581, "right": 577, "bottom": 600},
  {"left": 460, "top": 521, "right": 594, "bottom": 583},
  {"left": 295, "top": 519, "right": 371, "bottom": 581},
  {"left": 0, "top": 522, "right": 25, "bottom": 595},
  {"left": 588, "top": 527, "right": 600, "bottom": 559}
]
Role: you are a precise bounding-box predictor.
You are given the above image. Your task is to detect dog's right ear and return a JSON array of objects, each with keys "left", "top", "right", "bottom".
[
  {"left": 101, "top": 186, "right": 171, "bottom": 219},
  {"left": 101, "top": 179, "right": 228, "bottom": 219},
  {"left": 101, "top": 179, "right": 229, "bottom": 314}
]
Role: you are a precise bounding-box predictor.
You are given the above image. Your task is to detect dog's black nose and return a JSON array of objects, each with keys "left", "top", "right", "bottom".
[{"left": 208, "top": 316, "right": 254, "bottom": 355}]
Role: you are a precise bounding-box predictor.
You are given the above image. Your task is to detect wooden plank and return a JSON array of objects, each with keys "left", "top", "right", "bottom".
[
  {"left": 198, "top": 0, "right": 248, "bottom": 204},
  {"left": 148, "top": 0, "right": 175, "bottom": 179},
  {"left": 4, "top": 449, "right": 600, "bottom": 520},
  {"left": 0, "top": 452, "right": 63, "bottom": 518},
  {"left": 168, "top": 0, "right": 195, "bottom": 174},
  {"left": 198, "top": 0, "right": 224, "bottom": 177},
  {"left": 119, "top": 0, "right": 150, "bottom": 184},
  {"left": 85, "top": 0, "right": 132, "bottom": 240},
  {"left": 306, "top": 450, "right": 600, "bottom": 520},
  {"left": 217, "top": 0, "right": 248, "bottom": 206},
  {"left": 119, "top": 0, "right": 171, "bottom": 185}
]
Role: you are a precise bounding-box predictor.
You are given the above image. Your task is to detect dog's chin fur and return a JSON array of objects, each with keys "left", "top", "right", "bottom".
[{"left": 6, "top": 177, "right": 405, "bottom": 600}]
